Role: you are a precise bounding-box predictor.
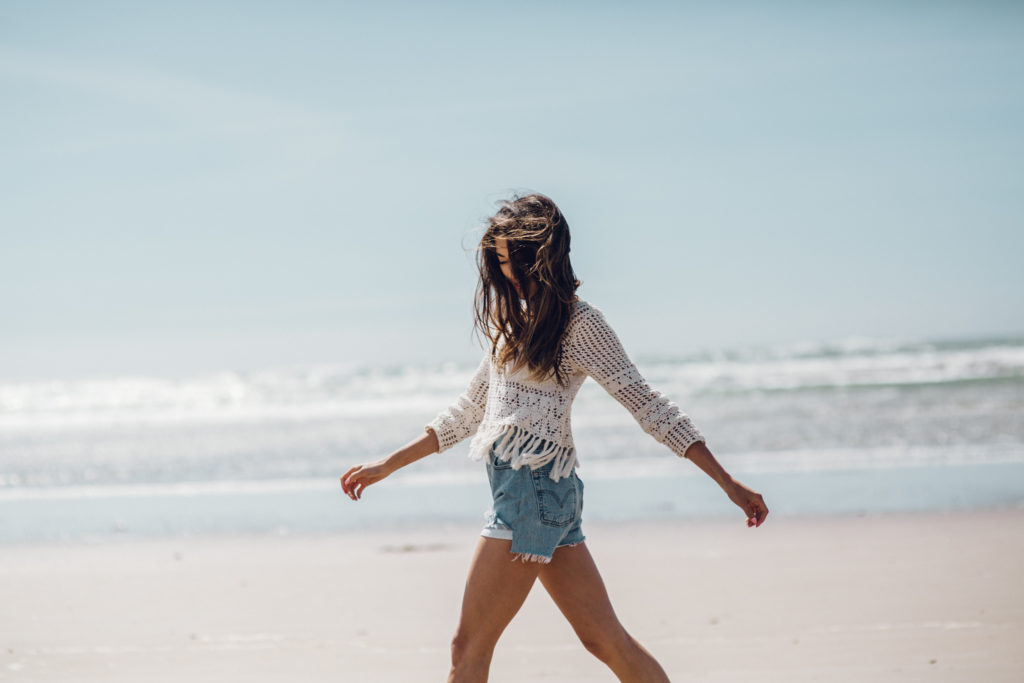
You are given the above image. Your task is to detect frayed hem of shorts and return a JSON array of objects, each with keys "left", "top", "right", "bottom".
[
  {"left": 558, "top": 539, "right": 585, "bottom": 549},
  {"left": 510, "top": 552, "right": 552, "bottom": 564}
]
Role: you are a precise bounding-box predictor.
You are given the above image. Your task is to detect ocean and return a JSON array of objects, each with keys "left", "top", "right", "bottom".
[{"left": 2, "top": 335, "right": 1022, "bottom": 544}]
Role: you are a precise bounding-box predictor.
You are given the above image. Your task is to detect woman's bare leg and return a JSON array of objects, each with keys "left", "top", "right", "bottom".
[
  {"left": 448, "top": 537, "right": 544, "bottom": 683},
  {"left": 538, "top": 542, "right": 670, "bottom": 682}
]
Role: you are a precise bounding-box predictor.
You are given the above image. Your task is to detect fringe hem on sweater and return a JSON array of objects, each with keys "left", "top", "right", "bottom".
[{"left": 468, "top": 424, "right": 577, "bottom": 482}]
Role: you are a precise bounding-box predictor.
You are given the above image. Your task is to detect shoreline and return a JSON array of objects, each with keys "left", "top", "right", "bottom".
[
  {"left": 4, "top": 459, "right": 1022, "bottom": 545},
  {"left": 3, "top": 508, "right": 1022, "bottom": 681},
  {"left": 4, "top": 501, "right": 1024, "bottom": 548}
]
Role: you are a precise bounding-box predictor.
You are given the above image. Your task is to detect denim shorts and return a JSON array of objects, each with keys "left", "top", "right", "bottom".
[{"left": 480, "top": 431, "right": 585, "bottom": 563}]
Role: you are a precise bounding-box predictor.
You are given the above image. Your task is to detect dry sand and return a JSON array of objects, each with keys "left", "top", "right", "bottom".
[{"left": 2, "top": 509, "right": 1022, "bottom": 682}]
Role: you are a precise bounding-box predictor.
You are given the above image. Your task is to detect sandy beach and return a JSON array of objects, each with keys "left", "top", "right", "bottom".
[{"left": 2, "top": 509, "right": 1022, "bottom": 682}]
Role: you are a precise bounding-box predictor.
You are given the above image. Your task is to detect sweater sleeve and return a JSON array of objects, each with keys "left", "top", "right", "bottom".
[
  {"left": 568, "top": 306, "right": 705, "bottom": 458},
  {"left": 425, "top": 352, "right": 491, "bottom": 453}
]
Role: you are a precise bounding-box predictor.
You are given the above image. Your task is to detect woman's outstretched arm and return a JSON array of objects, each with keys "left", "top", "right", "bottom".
[
  {"left": 340, "top": 428, "right": 440, "bottom": 501},
  {"left": 342, "top": 352, "right": 491, "bottom": 501},
  {"left": 569, "top": 304, "right": 768, "bottom": 527},
  {"left": 683, "top": 440, "right": 768, "bottom": 527}
]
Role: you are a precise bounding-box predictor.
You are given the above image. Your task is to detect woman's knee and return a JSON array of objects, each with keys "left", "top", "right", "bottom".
[
  {"left": 450, "top": 628, "right": 495, "bottom": 666},
  {"left": 450, "top": 630, "right": 470, "bottom": 664},
  {"left": 577, "top": 626, "right": 634, "bottom": 663}
]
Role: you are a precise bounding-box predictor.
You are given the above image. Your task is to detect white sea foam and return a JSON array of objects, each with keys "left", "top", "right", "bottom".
[
  {"left": 1, "top": 336, "right": 1020, "bottom": 433},
  {"left": 647, "top": 343, "right": 1024, "bottom": 393}
]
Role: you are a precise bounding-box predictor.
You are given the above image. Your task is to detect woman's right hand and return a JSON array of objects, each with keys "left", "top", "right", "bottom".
[
  {"left": 341, "top": 430, "right": 439, "bottom": 501},
  {"left": 340, "top": 459, "right": 392, "bottom": 501}
]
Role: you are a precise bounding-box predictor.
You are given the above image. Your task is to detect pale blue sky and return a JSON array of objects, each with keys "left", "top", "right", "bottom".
[{"left": 2, "top": 1, "right": 1022, "bottom": 380}]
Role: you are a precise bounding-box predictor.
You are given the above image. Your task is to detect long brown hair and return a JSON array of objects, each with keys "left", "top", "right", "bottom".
[{"left": 473, "top": 193, "right": 581, "bottom": 386}]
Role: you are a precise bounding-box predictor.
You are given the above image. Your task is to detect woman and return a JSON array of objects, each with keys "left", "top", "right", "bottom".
[{"left": 341, "top": 193, "right": 768, "bottom": 682}]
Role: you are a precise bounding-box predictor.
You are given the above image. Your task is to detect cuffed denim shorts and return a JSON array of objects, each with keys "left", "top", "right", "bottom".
[{"left": 480, "top": 431, "right": 585, "bottom": 563}]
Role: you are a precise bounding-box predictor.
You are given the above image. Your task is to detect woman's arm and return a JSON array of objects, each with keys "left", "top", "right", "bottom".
[
  {"left": 567, "top": 305, "right": 705, "bottom": 459},
  {"left": 424, "top": 353, "right": 491, "bottom": 453},
  {"left": 340, "top": 428, "right": 440, "bottom": 501},
  {"left": 341, "top": 352, "right": 490, "bottom": 501},
  {"left": 570, "top": 305, "right": 768, "bottom": 526},
  {"left": 683, "top": 440, "right": 769, "bottom": 527}
]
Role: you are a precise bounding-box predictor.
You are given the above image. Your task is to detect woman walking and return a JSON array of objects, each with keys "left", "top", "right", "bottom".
[{"left": 341, "top": 193, "right": 768, "bottom": 682}]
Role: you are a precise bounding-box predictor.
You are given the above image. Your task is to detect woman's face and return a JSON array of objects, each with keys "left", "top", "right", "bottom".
[{"left": 494, "top": 236, "right": 535, "bottom": 299}]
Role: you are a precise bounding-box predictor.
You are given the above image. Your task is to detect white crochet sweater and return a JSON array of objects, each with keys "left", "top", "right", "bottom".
[{"left": 426, "top": 299, "right": 706, "bottom": 481}]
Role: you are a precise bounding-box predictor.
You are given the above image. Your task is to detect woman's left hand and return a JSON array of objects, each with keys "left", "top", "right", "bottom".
[{"left": 726, "top": 480, "right": 769, "bottom": 528}]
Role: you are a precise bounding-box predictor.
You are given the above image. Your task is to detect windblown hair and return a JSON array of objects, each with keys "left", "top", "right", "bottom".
[{"left": 474, "top": 193, "right": 581, "bottom": 386}]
